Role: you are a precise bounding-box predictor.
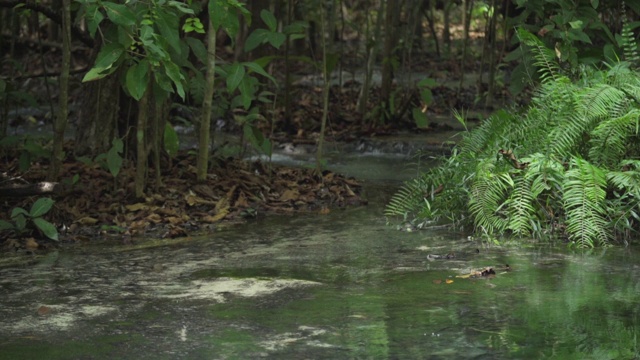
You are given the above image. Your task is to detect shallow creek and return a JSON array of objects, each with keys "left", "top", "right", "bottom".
[{"left": 1, "top": 144, "right": 640, "bottom": 359}]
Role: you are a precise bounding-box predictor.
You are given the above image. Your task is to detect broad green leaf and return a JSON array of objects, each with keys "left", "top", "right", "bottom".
[
  {"left": 569, "top": 20, "right": 583, "bottom": 29},
  {"left": 163, "top": 61, "right": 186, "bottom": 99},
  {"left": 156, "top": 10, "right": 182, "bottom": 54},
  {"left": 30, "top": 197, "right": 54, "bottom": 218},
  {"left": 283, "top": 21, "right": 308, "bottom": 35},
  {"left": 420, "top": 89, "right": 433, "bottom": 105},
  {"left": 13, "top": 213, "right": 27, "bottom": 231},
  {"left": 10, "top": 207, "right": 29, "bottom": 219},
  {"left": 185, "top": 37, "right": 208, "bottom": 64},
  {"left": 85, "top": 4, "right": 104, "bottom": 38},
  {"left": 125, "top": 60, "right": 150, "bottom": 100},
  {"left": 82, "top": 43, "right": 124, "bottom": 82},
  {"left": 244, "top": 29, "right": 270, "bottom": 52},
  {"left": 164, "top": 122, "right": 179, "bottom": 157},
  {"left": 209, "top": 0, "right": 241, "bottom": 37},
  {"left": 226, "top": 62, "right": 245, "bottom": 92},
  {"left": 33, "top": 218, "right": 59, "bottom": 241},
  {"left": 102, "top": 2, "right": 137, "bottom": 27},
  {"left": 418, "top": 78, "right": 437, "bottom": 88},
  {"left": 238, "top": 76, "right": 257, "bottom": 109},
  {"left": 168, "top": 0, "right": 195, "bottom": 15},
  {"left": 154, "top": 71, "right": 174, "bottom": 93},
  {"left": 243, "top": 61, "right": 276, "bottom": 84},
  {"left": 260, "top": 9, "right": 277, "bottom": 32},
  {"left": 413, "top": 108, "right": 429, "bottom": 129},
  {"left": 107, "top": 138, "right": 123, "bottom": 177},
  {"left": 266, "top": 32, "right": 286, "bottom": 49},
  {"left": 590, "top": 0, "right": 599, "bottom": 8},
  {"left": 0, "top": 220, "right": 14, "bottom": 231}
]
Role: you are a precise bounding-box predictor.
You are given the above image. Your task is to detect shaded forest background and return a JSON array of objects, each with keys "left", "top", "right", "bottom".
[{"left": 0, "top": 0, "right": 638, "bottom": 246}]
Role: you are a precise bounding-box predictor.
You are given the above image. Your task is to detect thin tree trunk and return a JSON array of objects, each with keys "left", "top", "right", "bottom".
[
  {"left": 316, "top": 1, "right": 330, "bottom": 174},
  {"left": 49, "top": 0, "right": 71, "bottom": 180},
  {"left": 135, "top": 81, "right": 150, "bottom": 198},
  {"left": 380, "top": 0, "right": 399, "bottom": 118},
  {"left": 485, "top": 0, "right": 498, "bottom": 108},
  {"left": 283, "top": 0, "right": 293, "bottom": 133},
  {"left": 458, "top": 0, "right": 473, "bottom": 95},
  {"left": 197, "top": 16, "right": 217, "bottom": 181},
  {"left": 356, "top": 0, "right": 384, "bottom": 118}
]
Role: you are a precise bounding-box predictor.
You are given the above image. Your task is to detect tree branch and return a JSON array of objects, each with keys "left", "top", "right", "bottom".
[{"left": 0, "top": 0, "right": 94, "bottom": 47}]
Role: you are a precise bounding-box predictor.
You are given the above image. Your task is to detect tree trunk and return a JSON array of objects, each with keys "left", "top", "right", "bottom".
[
  {"left": 135, "top": 80, "right": 151, "bottom": 198},
  {"left": 197, "top": 16, "right": 217, "bottom": 182},
  {"left": 49, "top": 0, "right": 71, "bottom": 180},
  {"left": 380, "top": 0, "right": 400, "bottom": 118},
  {"left": 74, "top": 75, "right": 119, "bottom": 156}
]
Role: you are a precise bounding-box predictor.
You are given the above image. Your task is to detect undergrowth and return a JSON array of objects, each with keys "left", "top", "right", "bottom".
[{"left": 386, "top": 29, "right": 640, "bottom": 247}]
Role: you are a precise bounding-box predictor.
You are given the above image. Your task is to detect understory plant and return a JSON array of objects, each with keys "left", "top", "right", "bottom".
[
  {"left": 0, "top": 197, "right": 59, "bottom": 241},
  {"left": 386, "top": 29, "right": 640, "bottom": 247}
]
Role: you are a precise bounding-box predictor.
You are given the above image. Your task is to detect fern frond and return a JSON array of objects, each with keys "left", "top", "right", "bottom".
[
  {"left": 607, "top": 160, "right": 640, "bottom": 195},
  {"left": 563, "top": 157, "right": 610, "bottom": 247},
  {"left": 516, "top": 28, "right": 561, "bottom": 83},
  {"left": 621, "top": 8, "right": 639, "bottom": 67},
  {"left": 504, "top": 174, "right": 536, "bottom": 236},
  {"left": 468, "top": 159, "right": 512, "bottom": 234},
  {"left": 548, "top": 84, "right": 627, "bottom": 156},
  {"left": 589, "top": 109, "right": 640, "bottom": 167}
]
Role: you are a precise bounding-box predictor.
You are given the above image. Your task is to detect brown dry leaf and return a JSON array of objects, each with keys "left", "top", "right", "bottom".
[
  {"left": 193, "top": 184, "right": 217, "bottom": 199},
  {"left": 234, "top": 191, "right": 249, "bottom": 208},
  {"left": 215, "top": 196, "right": 230, "bottom": 215},
  {"left": 345, "top": 184, "right": 356, "bottom": 197},
  {"left": 432, "top": 279, "right": 442, "bottom": 284},
  {"left": 202, "top": 210, "right": 228, "bottom": 223},
  {"left": 25, "top": 238, "right": 39, "bottom": 250},
  {"left": 185, "top": 191, "right": 215, "bottom": 206},
  {"left": 146, "top": 213, "right": 162, "bottom": 224},
  {"left": 76, "top": 216, "right": 98, "bottom": 225},
  {"left": 319, "top": 207, "right": 330, "bottom": 215},
  {"left": 129, "top": 220, "right": 149, "bottom": 234},
  {"left": 37, "top": 306, "right": 51, "bottom": 316},
  {"left": 126, "top": 203, "right": 148, "bottom": 212},
  {"left": 279, "top": 189, "right": 299, "bottom": 202},
  {"left": 166, "top": 216, "right": 184, "bottom": 225}
]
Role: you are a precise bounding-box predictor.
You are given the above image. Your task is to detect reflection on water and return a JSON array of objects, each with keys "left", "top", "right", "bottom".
[{"left": 1, "top": 184, "right": 640, "bottom": 358}]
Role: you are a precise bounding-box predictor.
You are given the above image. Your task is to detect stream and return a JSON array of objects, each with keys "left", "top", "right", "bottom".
[{"left": 1, "top": 139, "right": 640, "bottom": 359}]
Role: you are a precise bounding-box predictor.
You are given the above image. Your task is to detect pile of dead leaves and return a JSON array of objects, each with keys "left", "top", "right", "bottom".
[{"left": 0, "top": 152, "right": 365, "bottom": 248}]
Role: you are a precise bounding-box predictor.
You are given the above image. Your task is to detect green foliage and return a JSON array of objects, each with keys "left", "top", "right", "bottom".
[
  {"left": 412, "top": 78, "right": 437, "bottom": 129},
  {"left": 386, "top": 30, "right": 640, "bottom": 247},
  {"left": 0, "top": 198, "right": 58, "bottom": 241},
  {"left": 0, "top": 135, "right": 52, "bottom": 172},
  {"left": 78, "top": 0, "right": 201, "bottom": 100},
  {"left": 93, "top": 138, "right": 124, "bottom": 178}
]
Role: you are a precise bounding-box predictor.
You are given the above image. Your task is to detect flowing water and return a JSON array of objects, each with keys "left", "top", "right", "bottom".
[{"left": 1, "top": 146, "right": 640, "bottom": 359}]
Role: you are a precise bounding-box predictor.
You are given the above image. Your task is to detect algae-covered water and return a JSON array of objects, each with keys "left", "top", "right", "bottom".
[{"left": 1, "top": 150, "right": 640, "bottom": 359}]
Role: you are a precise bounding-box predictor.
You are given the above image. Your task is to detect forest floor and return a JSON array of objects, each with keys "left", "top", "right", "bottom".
[{"left": 1, "top": 41, "right": 516, "bottom": 251}]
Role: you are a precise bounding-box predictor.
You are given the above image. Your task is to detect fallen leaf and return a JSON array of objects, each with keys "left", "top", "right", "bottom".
[
  {"left": 319, "top": 207, "right": 330, "bottom": 215},
  {"left": 279, "top": 189, "right": 299, "bottom": 202},
  {"left": 202, "top": 212, "right": 227, "bottom": 223},
  {"left": 445, "top": 279, "right": 454, "bottom": 284},
  {"left": 76, "top": 216, "right": 98, "bottom": 225},
  {"left": 126, "top": 203, "right": 148, "bottom": 212},
  {"left": 432, "top": 279, "right": 442, "bottom": 284},
  {"left": 25, "top": 238, "right": 39, "bottom": 250},
  {"left": 37, "top": 306, "right": 51, "bottom": 316}
]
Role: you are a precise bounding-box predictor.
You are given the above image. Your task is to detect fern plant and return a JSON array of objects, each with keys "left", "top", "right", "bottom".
[{"left": 386, "top": 29, "right": 640, "bottom": 247}]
